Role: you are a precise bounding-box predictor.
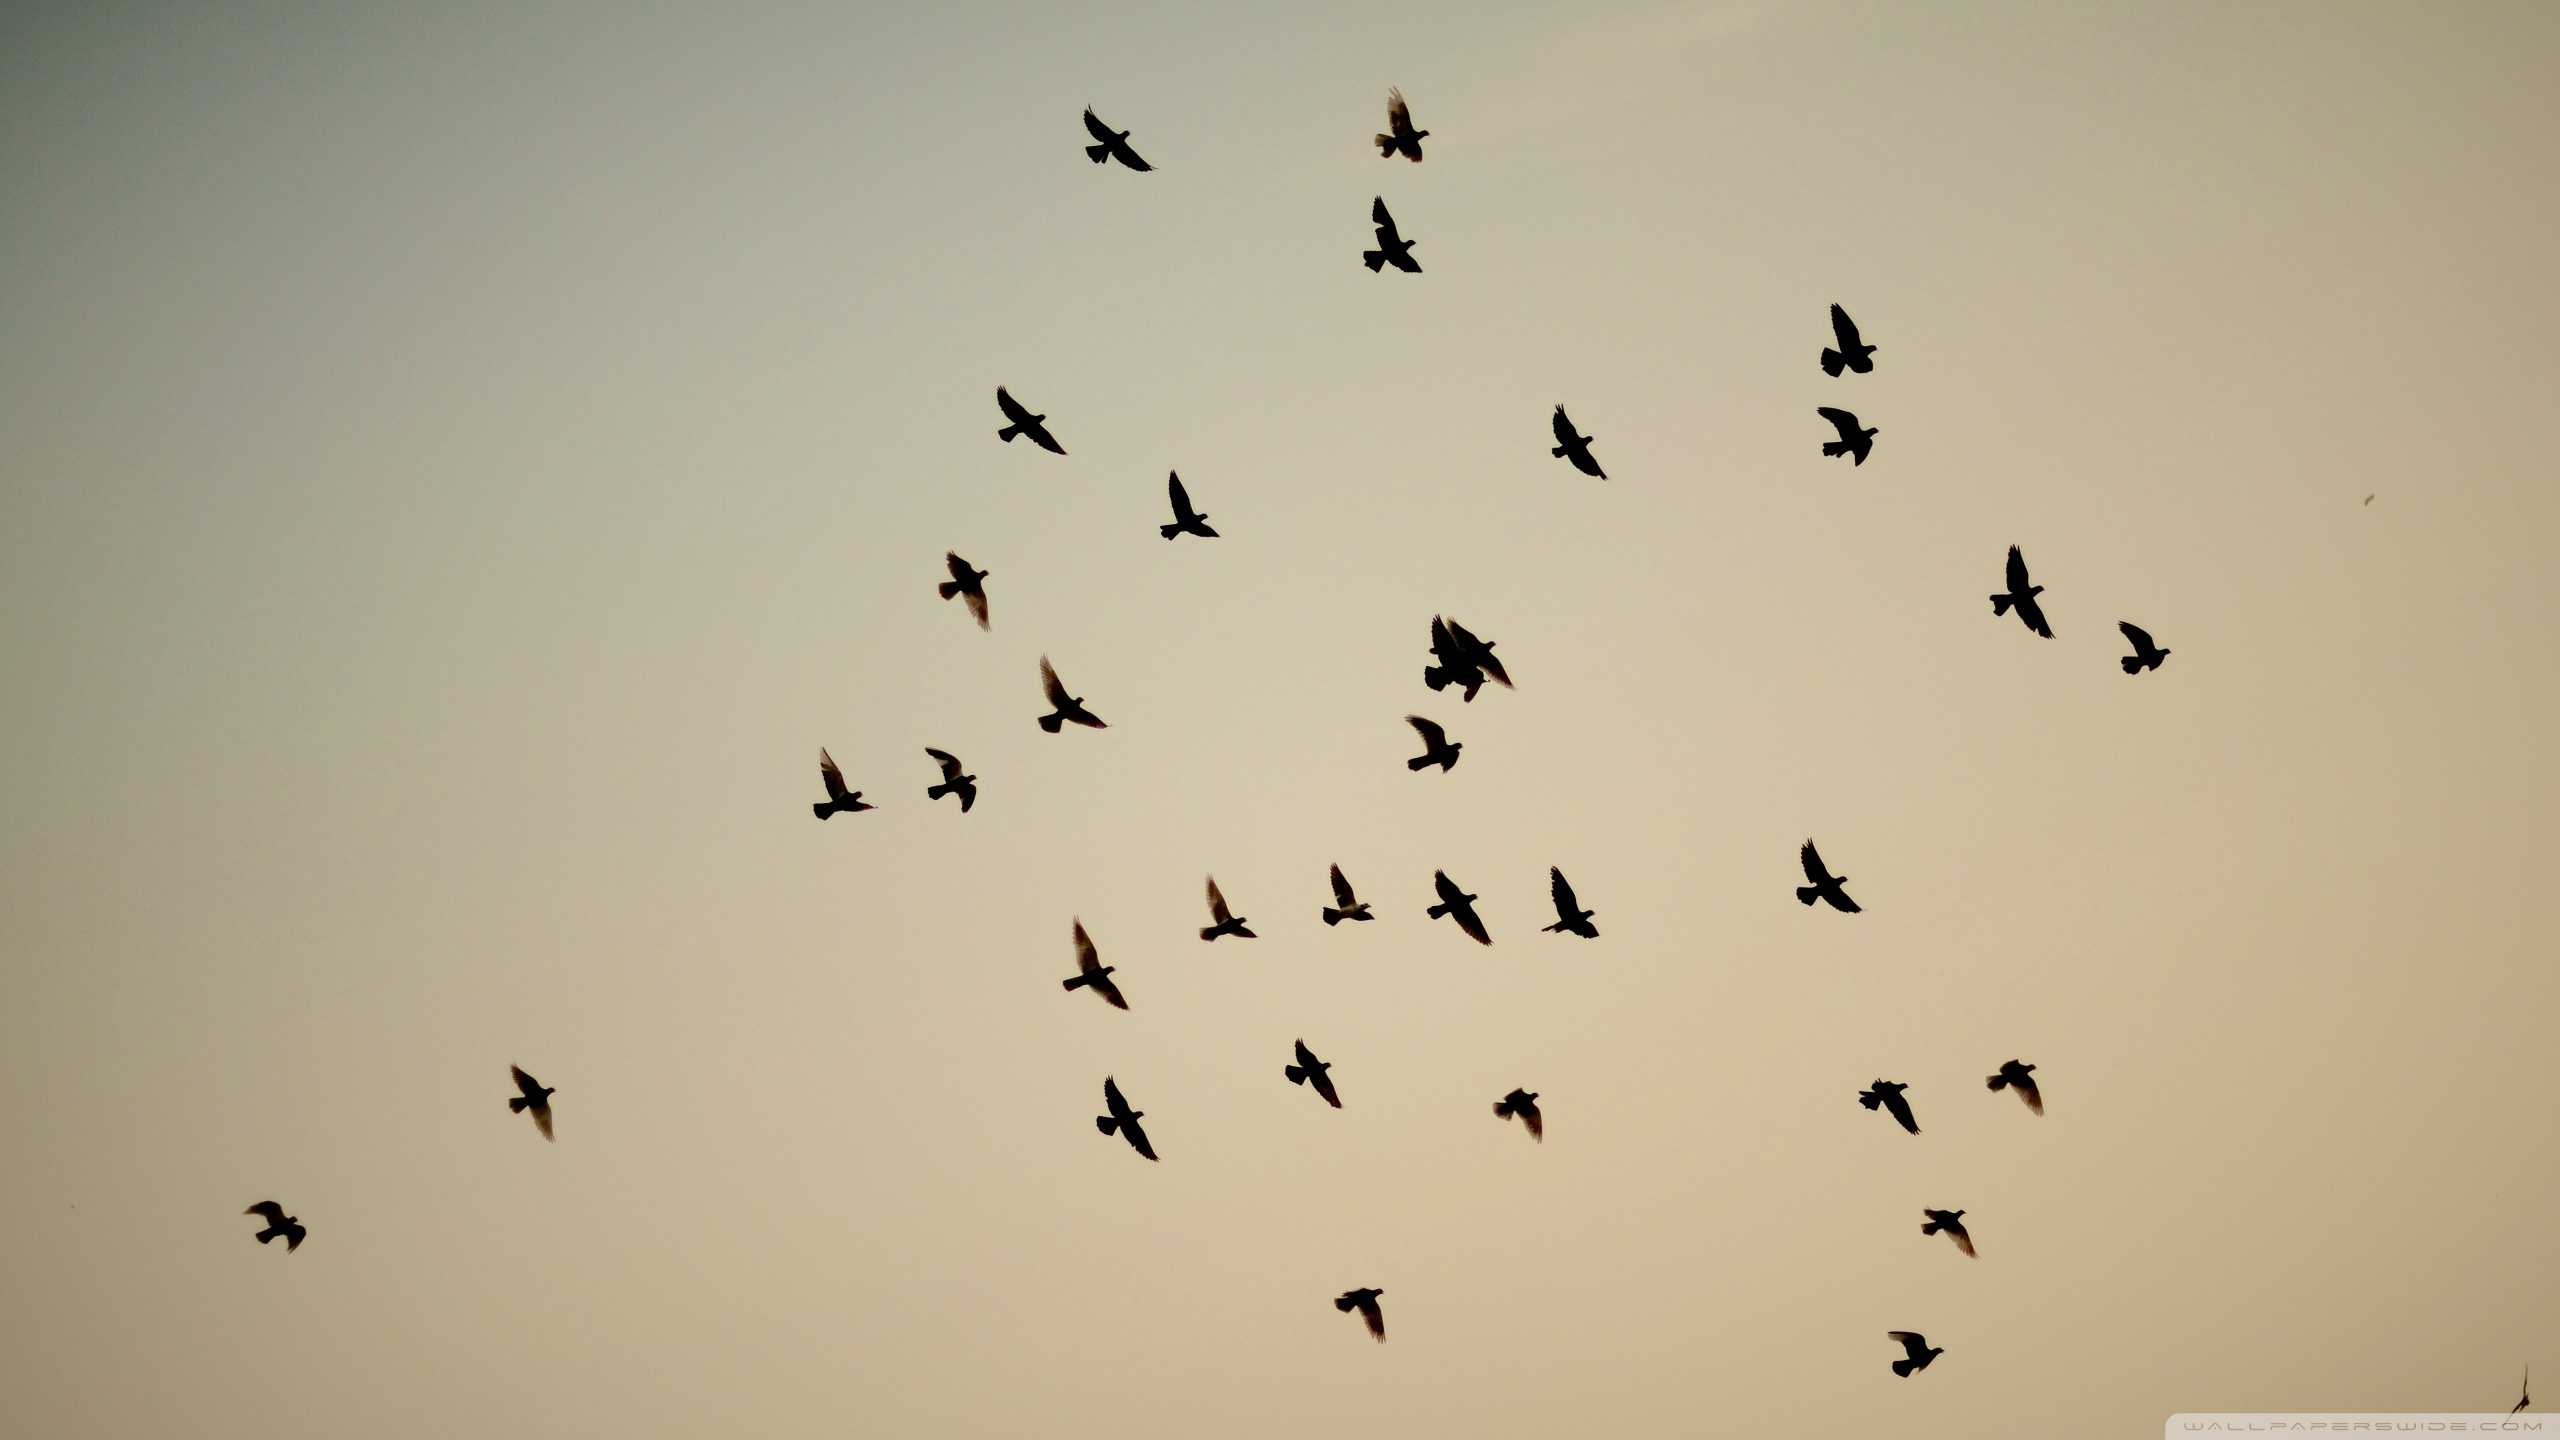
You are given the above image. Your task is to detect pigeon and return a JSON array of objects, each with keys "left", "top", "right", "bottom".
[
  {"left": 1443, "top": 618, "right": 1511, "bottom": 689},
  {"left": 1542, "top": 867, "right": 1597, "bottom": 937},
  {"left": 1405, "top": 715, "right": 1461, "bottom": 772},
  {"left": 1423, "top": 617, "right": 1487, "bottom": 699},
  {"left": 1990, "top": 546, "right": 2053, "bottom": 637},
  {"left": 2118, "top": 621, "right": 2169, "bottom": 674},
  {"left": 1200, "top": 877, "right": 1256, "bottom": 941},
  {"left": 1336, "top": 1288, "right": 1386, "bottom": 1341},
  {"left": 1817, "top": 406, "right": 1876, "bottom": 465},
  {"left": 938, "top": 552, "right": 990, "bottom": 629},
  {"left": 1061, "top": 920, "right": 1127, "bottom": 1010},
  {"left": 1795, "top": 840, "right": 1859, "bottom": 913},
  {"left": 1159, "top": 472, "right": 1218, "bottom": 539},
  {"left": 1096, "top": 1076, "right": 1156, "bottom": 1160},
  {"left": 1375, "top": 89, "right": 1426, "bottom": 161},
  {"left": 243, "top": 1201, "right": 305, "bottom": 1251},
  {"left": 1364, "top": 197, "right": 1420, "bottom": 273},
  {"left": 1921, "top": 1209, "right": 1975, "bottom": 1257},
  {"left": 1082, "top": 107, "right": 1152, "bottom": 171},
  {"left": 1551, "top": 406, "right": 1606, "bottom": 478},
  {"left": 813, "top": 749, "right": 875, "bottom": 819},
  {"left": 1860, "top": 1080, "right": 1919, "bottom": 1135},
  {"left": 1888, "top": 1332, "right": 1942, "bottom": 1377},
  {"left": 508, "top": 1065, "right": 556, "bottom": 1141},
  {"left": 1323, "top": 865, "right": 1373, "bottom": 925},
  {"left": 1285, "top": 1039, "right": 1342, "bottom": 1108},
  {"left": 1038, "top": 657, "right": 1107, "bottom": 732},
  {"left": 996, "top": 387, "right": 1066, "bottom": 455},
  {"left": 1986, "top": 1060, "right": 2043, "bottom": 1115},
  {"left": 925, "top": 748, "right": 977, "bottom": 812},
  {"left": 2516, "top": 1366, "right": 2531, "bottom": 1413},
  {"left": 1821, "top": 304, "right": 1877, "bottom": 376},
  {"left": 1493, "top": 1088, "right": 1543, "bottom": 1140},
  {"left": 1428, "top": 870, "right": 1491, "bottom": 945}
]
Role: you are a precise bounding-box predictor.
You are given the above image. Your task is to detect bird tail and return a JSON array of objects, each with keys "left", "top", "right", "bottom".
[
  {"left": 1821, "top": 348, "right": 1847, "bottom": 377},
  {"left": 1335, "top": 1294, "right": 1358, "bottom": 1312},
  {"left": 928, "top": 781, "right": 952, "bottom": 800},
  {"left": 1492, "top": 1099, "right": 1514, "bottom": 1118},
  {"left": 1286, "top": 1066, "right": 1307, "bottom": 1086},
  {"left": 1822, "top": 439, "right": 1851, "bottom": 457},
  {"left": 1986, "top": 1074, "right": 2007, "bottom": 1091},
  {"left": 1550, "top": 443, "right": 1572, "bottom": 458},
  {"left": 938, "top": 580, "right": 961, "bottom": 599},
  {"left": 1407, "top": 754, "right": 1432, "bottom": 771},
  {"left": 1039, "top": 714, "right": 1065, "bottom": 734},
  {"left": 1062, "top": 974, "right": 1090, "bottom": 992},
  {"left": 1795, "top": 885, "right": 1820, "bottom": 905},
  {"left": 1921, "top": 1218, "right": 1941, "bottom": 1235},
  {"left": 1323, "top": 908, "right": 1343, "bottom": 926},
  {"left": 1858, "top": 1091, "right": 1884, "bottom": 1111},
  {"left": 1893, "top": 1359, "right": 1915, "bottom": 1378},
  {"left": 2120, "top": 654, "right": 2143, "bottom": 674},
  {"left": 510, "top": 1096, "right": 531, "bottom": 1113},
  {"left": 1159, "top": 522, "right": 1183, "bottom": 539},
  {"left": 1375, "top": 133, "right": 1395, "bottom": 156},
  {"left": 1095, "top": 1115, "right": 1119, "bottom": 1136},
  {"left": 1086, "top": 143, "right": 1111, "bottom": 163},
  {"left": 1423, "top": 666, "right": 1450, "bottom": 690},
  {"left": 997, "top": 424, "right": 1023, "bottom": 442},
  {"left": 1992, "top": 594, "right": 2014, "bottom": 616},
  {"left": 1199, "top": 926, "right": 1218, "bottom": 941},
  {"left": 812, "top": 802, "right": 833, "bottom": 820},
  {"left": 1363, "top": 250, "right": 1387, "bottom": 272},
  {"left": 1427, "top": 902, "right": 1450, "bottom": 919},
  {"left": 256, "top": 1230, "right": 276, "bottom": 1244}
]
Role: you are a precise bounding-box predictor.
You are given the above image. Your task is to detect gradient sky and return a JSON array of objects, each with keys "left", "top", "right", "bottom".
[{"left": 3, "top": 3, "right": 2556, "bottom": 1437}]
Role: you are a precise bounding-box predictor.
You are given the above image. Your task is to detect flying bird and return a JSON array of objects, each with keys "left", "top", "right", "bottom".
[
  {"left": 1921, "top": 1209, "right": 1975, "bottom": 1257},
  {"left": 1817, "top": 406, "right": 1877, "bottom": 465},
  {"left": 813, "top": 749, "right": 875, "bottom": 819},
  {"left": 1542, "top": 867, "right": 1598, "bottom": 938},
  {"left": 1493, "top": 1088, "right": 1543, "bottom": 1140},
  {"left": 1821, "top": 304, "right": 1877, "bottom": 375},
  {"left": 1860, "top": 1080, "right": 1919, "bottom": 1135},
  {"left": 1423, "top": 617, "right": 1487, "bottom": 699},
  {"left": 508, "top": 1065, "right": 556, "bottom": 1141},
  {"left": 1061, "top": 920, "right": 1127, "bottom": 1010},
  {"left": 1443, "top": 617, "right": 1511, "bottom": 689},
  {"left": 1323, "top": 865, "right": 1373, "bottom": 925},
  {"left": 1159, "top": 472, "right": 1218, "bottom": 539},
  {"left": 1038, "top": 657, "right": 1107, "bottom": 732},
  {"left": 1986, "top": 1060, "right": 2043, "bottom": 1115},
  {"left": 1428, "top": 869, "right": 1491, "bottom": 945},
  {"left": 1550, "top": 406, "right": 1606, "bottom": 479},
  {"left": 1888, "top": 1331, "right": 1943, "bottom": 1377},
  {"left": 1796, "top": 840, "right": 1859, "bottom": 913},
  {"left": 1082, "top": 107, "right": 1152, "bottom": 171},
  {"left": 1336, "top": 1288, "right": 1386, "bottom": 1341},
  {"left": 1200, "top": 877, "right": 1256, "bottom": 941},
  {"left": 995, "top": 387, "right": 1066, "bottom": 455},
  {"left": 1375, "top": 88, "right": 1426, "bottom": 161},
  {"left": 1285, "top": 1039, "right": 1343, "bottom": 1108},
  {"left": 939, "top": 552, "right": 990, "bottom": 629},
  {"left": 243, "top": 1201, "right": 305, "bottom": 1251},
  {"left": 1096, "top": 1076, "right": 1156, "bottom": 1160},
  {"left": 1991, "top": 546, "right": 2053, "bottom": 637},
  {"left": 1363, "top": 197, "right": 1420, "bottom": 273},
  {"left": 1405, "top": 715, "right": 1462, "bottom": 772},
  {"left": 924, "top": 748, "right": 977, "bottom": 812},
  {"left": 2118, "top": 621, "right": 2169, "bottom": 673}
]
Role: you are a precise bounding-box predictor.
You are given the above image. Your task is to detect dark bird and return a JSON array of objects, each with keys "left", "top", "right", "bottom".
[
  {"left": 1921, "top": 1209, "right": 1975, "bottom": 1257},
  {"left": 1493, "top": 1088, "right": 1543, "bottom": 1141},
  {"left": 1336, "top": 1288, "right": 1386, "bottom": 1341},
  {"left": 508, "top": 1065, "right": 556, "bottom": 1141},
  {"left": 1860, "top": 1080, "right": 1919, "bottom": 1135},
  {"left": 1888, "top": 1331, "right": 1943, "bottom": 1377},
  {"left": 1285, "top": 1039, "right": 1343, "bottom": 1108},
  {"left": 1096, "top": 1076, "right": 1156, "bottom": 1161},
  {"left": 1364, "top": 197, "right": 1420, "bottom": 273},
  {"left": 1405, "top": 715, "right": 1462, "bottom": 772},
  {"left": 938, "top": 552, "right": 991, "bottom": 629},
  {"left": 1375, "top": 88, "right": 1426, "bottom": 161},
  {"left": 1817, "top": 406, "right": 1877, "bottom": 465},
  {"left": 1551, "top": 406, "right": 1606, "bottom": 479},
  {"left": 1200, "top": 877, "right": 1256, "bottom": 941},
  {"left": 1082, "top": 107, "right": 1152, "bottom": 171},
  {"left": 1542, "top": 867, "right": 1598, "bottom": 938},
  {"left": 2118, "top": 621, "right": 2169, "bottom": 674},
  {"left": 1159, "top": 471, "right": 1218, "bottom": 539},
  {"left": 1428, "top": 869, "right": 1491, "bottom": 945},
  {"left": 1821, "top": 304, "right": 1877, "bottom": 376},
  {"left": 1795, "top": 840, "right": 1859, "bottom": 913},
  {"left": 813, "top": 749, "right": 875, "bottom": 819},
  {"left": 1444, "top": 617, "right": 1511, "bottom": 689},
  {"left": 1986, "top": 1060, "right": 2043, "bottom": 1115},
  {"left": 1061, "top": 920, "right": 1126, "bottom": 1010},
  {"left": 2516, "top": 1366, "right": 2530, "bottom": 1413},
  {"left": 1038, "top": 657, "right": 1106, "bottom": 732},
  {"left": 1323, "top": 864, "right": 1373, "bottom": 925},
  {"left": 243, "top": 1201, "right": 305, "bottom": 1252},
  {"left": 1423, "top": 617, "right": 1486, "bottom": 700},
  {"left": 924, "top": 748, "right": 977, "bottom": 812},
  {"left": 995, "top": 387, "right": 1066, "bottom": 455},
  {"left": 1990, "top": 545, "right": 2053, "bottom": 638}
]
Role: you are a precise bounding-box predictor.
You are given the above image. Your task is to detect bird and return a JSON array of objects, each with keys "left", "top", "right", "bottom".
[
  {"left": 243, "top": 1201, "right": 305, "bottom": 1252},
  {"left": 1200, "top": 877, "right": 1256, "bottom": 941},
  {"left": 1061, "top": 920, "right": 1127, "bottom": 1010},
  {"left": 924, "top": 748, "right": 977, "bottom": 812},
  {"left": 1860, "top": 1080, "right": 1920, "bottom": 1135},
  {"left": 1493, "top": 1088, "right": 1543, "bottom": 1140},
  {"left": 1423, "top": 617, "right": 1487, "bottom": 699},
  {"left": 1038, "top": 657, "right": 1107, "bottom": 732},
  {"left": 1336, "top": 1288, "right": 1386, "bottom": 1341},
  {"left": 1542, "top": 867, "right": 1598, "bottom": 937},
  {"left": 1991, "top": 545, "right": 2053, "bottom": 637},
  {"left": 1096, "top": 1077, "right": 1156, "bottom": 1160},
  {"left": 1082, "top": 106, "right": 1152, "bottom": 171},
  {"left": 1921, "top": 1209, "right": 1975, "bottom": 1257},
  {"left": 1428, "top": 869, "right": 1491, "bottom": 945},
  {"left": 1796, "top": 840, "right": 1859, "bottom": 913},
  {"left": 1817, "top": 406, "right": 1877, "bottom": 465},
  {"left": 1550, "top": 406, "right": 1606, "bottom": 479},
  {"left": 1159, "top": 472, "right": 1218, "bottom": 539},
  {"left": 508, "top": 1065, "right": 556, "bottom": 1141},
  {"left": 2365, "top": 493, "right": 2375, "bottom": 506},
  {"left": 1888, "top": 1332, "right": 1943, "bottom": 1377},
  {"left": 1821, "top": 304, "right": 1877, "bottom": 375},
  {"left": 1443, "top": 617, "right": 1511, "bottom": 689},
  {"left": 2118, "top": 621, "right": 2169, "bottom": 673},
  {"left": 1364, "top": 197, "right": 1420, "bottom": 273},
  {"left": 813, "top": 749, "right": 875, "bottom": 819},
  {"left": 1987, "top": 1060, "right": 2043, "bottom": 1115},
  {"left": 1375, "top": 88, "right": 1426, "bottom": 161},
  {"left": 1323, "top": 864, "right": 1373, "bottom": 925},
  {"left": 2516, "top": 1366, "right": 2531, "bottom": 1413},
  {"left": 995, "top": 387, "right": 1066, "bottom": 454},
  {"left": 938, "top": 552, "right": 990, "bottom": 629},
  {"left": 1285, "top": 1039, "right": 1343, "bottom": 1108},
  {"left": 1405, "top": 715, "right": 1461, "bottom": 772}
]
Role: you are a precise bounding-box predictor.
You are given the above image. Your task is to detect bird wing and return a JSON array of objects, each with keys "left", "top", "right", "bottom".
[
  {"left": 819, "top": 749, "right": 849, "bottom": 801},
  {"left": 2016, "top": 1075, "right": 2044, "bottom": 1114},
  {"left": 964, "top": 585, "right": 989, "bottom": 629},
  {"left": 1386, "top": 88, "right": 1411, "bottom": 136},
  {"left": 1294, "top": 1038, "right": 1319, "bottom": 1068},
  {"left": 1360, "top": 1298, "right": 1385, "bottom": 1339},
  {"left": 1330, "top": 865, "right": 1356, "bottom": 907},
  {"left": 2016, "top": 592, "right": 2053, "bottom": 638},
  {"left": 2119, "top": 620, "right": 2152, "bottom": 651},
  {"left": 1831, "top": 303, "right": 1861, "bottom": 349},
  {"left": 1091, "top": 971, "right": 1128, "bottom": 1010},
  {"left": 1103, "top": 1076, "right": 1130, "bottom": 1119},
  {"left": 1428, "top": 615, "right": 1458, "bottom": 659},
  {"left": 1520, "top": 1104, "right": 1542, "bottom": 1140},
  {"left": 2006, "top": 545, "right": 2030, "bottom": 591},
  {"left": 926, "top": 748, "right": 963, "bottom": 781},
  {"left": 1123, "top": 1116, "right": 1156, "bottom": 1159},
  {"left": 945, "top": 551, "right": 967, "bottom": 581},
  {"left": 531, "top": 1100, "right": 554, "bottom": 1141},
  {"left": 1310, "top": 1070, "right": 1342, "bottom": 1107},
  {"left": 1452, "top": 900, "right": 1491, "bottom": 945},
  {"left": 1434, "top": 870, "right": 1462, "bottom": 904},
  {"left": 1549, "top": 867, "right": 1579, "bottom": 916},
  {"left": 1167, "top": 471, "right": 1192, "bottom": 518},
  {"left": 246, "top": 1201, "right": 286, "bottom": 1223},
  {"left": 997, "top": 386, "right": 1029, "bottom": 424},
  {"left": 512, "top": 1065, "right": 542, "bottom": 1098},
  {"left": 1083, "top": 107, "right": 1113, "bottom": 144},
  {"left": 1073, "top": 921, "right": 1100, "bottom": 973},
  {"left": 1041, "top": 657, "right": 1069, "bottom": 707},
  {"left": 1888, "top": 1332, "right": 1928, "bottom": 1357},
  {"left": 1370, "top": 197, "right": 1401, "bottom": 243},
  {"left": 1800, "top": 840, "right": 1829, "bottom": 884},
  {"left": 1816, "top": 406, "right": 1859, "bottom": 439},
  {"left": 1405, "top": 715, "right": 1445, "bottom": 747},
  {"left": 1552, "top": 406, "right": 1577, "bottom": 445},
  {"left": 1206, "top": 878, "right": 1233, "bottom": 924}
]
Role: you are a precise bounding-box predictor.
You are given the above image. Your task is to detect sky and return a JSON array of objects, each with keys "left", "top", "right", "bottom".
[{"left": 2, "top": 2, "right": 2556, "bottom": 1437}]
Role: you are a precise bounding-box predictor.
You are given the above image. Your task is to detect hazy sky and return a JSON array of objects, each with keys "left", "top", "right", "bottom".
[{"left": 3, "top": 3, "right": 2556, "bottom": 1437}]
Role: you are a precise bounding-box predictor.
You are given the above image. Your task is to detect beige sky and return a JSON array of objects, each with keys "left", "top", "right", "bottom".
[{"left": 2, "top": 2, "right": 2556, "bottom": 1436}]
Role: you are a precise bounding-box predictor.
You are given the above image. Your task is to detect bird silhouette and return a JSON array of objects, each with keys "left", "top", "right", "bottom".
[
  {"left": 1200, "top": 877, "right": 1256, "bottom": 941},
  {"left": 2516, "top": 1366, "right": 2530, "bottom": 1413},
  {"left": 1423, "top": 617, "right": 1487, "bottom": 699},
  {"left": 1796, "top": 840, "right": 1859, "bottom": 913},
  {"left": 1336, "top": 1288, "right": 1386, "bottom": 1341},
  {"left": 1817, "top": 406, "right": 1876, "bottom": 465},
  {"left": 1428, "top": 870, "right": 1491, "bottom": 945},
  {"left": 1375, "top": 89, "right": 1426, "bottom": 161},
  {"left": 1323, "top": 865, "right": 1373, "bottom": 925},
  {"left": 1285, "top": 1039, "right": 1343, "bottom": 1108},
  {"left": 1821, "top": 304, "right": 1877, "bottom": 375},
  {"left": 1096, "top": 1076, "right": 1156, "bottom": 1160},
  {"left": 1159, "top": 472, "right": 1218, "bottom": 539},
  {"left": 1038, "top": 657, "right": 1107, "bottom": 732},
  {"left": 813, "top": 749, "right": 875, "bottom": 819},
  {"left": 1860, "top": 1080, "right": 1919, "bottom": 1135},
  {"left": 995, "top": 387, "right": 1066, "bottom": 454},
  {"left": 1551, "top": 406, "right": 1606, "bottom": 478},
  {"left": 2118, "top": 621, "right": 2169, "bottom": 673},
  {"left": 1405, "top": 715, "right": 1462, "bottom": 772},
  {"left": 924, "top": 748, "right": 977, "bottom": 812},
  {"left": 1444, "top": 618, "right": 1510, "bottom": 688},
  {"left": 1364, "top": 197, "right": 1420, "bottom": 273},
  {"left": 1888, "top": 1331, "right": 1942, "bottom": 1377},
  {"left": 243, "top": 1201, "right": 305, "bottom": 1251},
  {"left": 1542, "top": 867, "right": 1598, "bottom": 937},
  {"left": 1921, "top": 1209, "right": 1975, "bottom": 1257},
  {"left": 938, "top": 552, "right": 991, "bottom": 629},
  {"left": 508, "top": 1065, "right": 556, "bottom": 1141},
  {"left": 1493, "top": 1088, "right": 1543, "bottom": 1140},
  {"left": 1986, "top": 1060, "right": 2043, "bottom": 1114},
  {"left": 1061, "top": 920, "right": 1127, "bottom": 1010},
  {"left": 1991, "top": 546, "right": 2053, "bottom": 637},
  {"left": 1082, "top": 107, "right": 1152, "bottom": 171}
]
